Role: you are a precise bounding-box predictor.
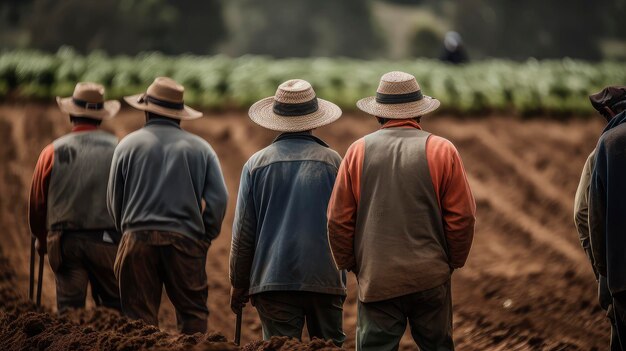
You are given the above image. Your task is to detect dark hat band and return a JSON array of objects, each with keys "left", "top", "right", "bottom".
[
  {"left": 73, "top": 98, "right": 104, "bottom": 110},
  {"left": 273, "top": 97, "right": 319, "bottom": 116},
  {"left": 376, "top": 90, "right": 423, "bottom": 104},
  {"left": 139, "top": 94, "right": 185, "bottom": 110}
]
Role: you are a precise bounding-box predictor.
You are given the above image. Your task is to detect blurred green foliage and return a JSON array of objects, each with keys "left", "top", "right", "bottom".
[{"left": 1, "top": 49, "right": 625, "bottom": 115}]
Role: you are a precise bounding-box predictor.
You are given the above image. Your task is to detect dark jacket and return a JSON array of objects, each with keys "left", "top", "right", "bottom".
[
  {"left": 107, "top": 118, "right": 228, "bottom": 243},
  {"left": 590, "top": 110, "right": 626, "bottom": 294},
  {"left": 229, "top": 132, "right": 347, "bottom": 296}
]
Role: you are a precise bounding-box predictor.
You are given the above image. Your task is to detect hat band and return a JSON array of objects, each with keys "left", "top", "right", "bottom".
[
  {"left": 142, "top": 95, "right": 184, "bottom": 110},
  {"left": 273, "top": 97, "right": 319, "bottom": 116},
  {"left": 376, "top": 90, "right": 423, "bottom": 104},
  {"left": 73, "top": 98, "right": 104, "bottom": 110}
]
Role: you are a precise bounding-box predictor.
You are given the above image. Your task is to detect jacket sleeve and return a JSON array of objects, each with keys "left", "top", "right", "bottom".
[
  {"left": 327, "top": 139, "right": 364, "bottom": 271},
  {"left": 203, "top": 152, "right": 229, "bottom": 242},
  {"left": 230, "top": 163, "right": 256, "bottom": 289},
  {"left": 427, "top": 136, "right": 476, "bottom": 269},
  {"left": 29, "top": 144, "right": 54, "bottom": 242},
  {"left": 107, "top": 147, "right": 124, "bottom": 233},
  {"left": 589, "top": 142, "right": 607, "bottom": 276},
  {"left": 573, "top": 151, "right": 597, "bottom": 276}
]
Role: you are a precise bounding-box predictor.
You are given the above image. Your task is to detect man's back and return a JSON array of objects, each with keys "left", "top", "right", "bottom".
[
  {"left": 231, "top": 133, "right": 346, "bottom": 296},
  {"left": 591, "top": 115, "right": 626, "bottom": 294},
  {"left": 328, "top": 119, "right": 475, "bottom": 303},
  {"left": 108, "top": 118, "right": 227, "bottom": 242},
  {"left": 47, "top": 130, "right": 118, "bottom": 231}
]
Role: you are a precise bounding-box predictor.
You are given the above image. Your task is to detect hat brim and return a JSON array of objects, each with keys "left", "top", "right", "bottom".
[
  {"left": 124, "top": 94, "right": 203, "bottom": 120},
  {"left": 56, "top": 97, "right": 120, "bottom": 120},
  {"left": 356, "top": 95, "right": 440, "bottom": 119},
  {"left": 248, "top": 97, "right": 342, "bottom": 132}
]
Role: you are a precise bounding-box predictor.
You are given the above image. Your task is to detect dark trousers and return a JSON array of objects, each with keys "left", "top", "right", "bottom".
[
  {"left": 615, "top": 291, "right": 626, "bottom": 350},
  {"left": 48, "top": 231, "right": 121, "bottom": 312},
  {"left": 115, "top": 231, "right": 210, "bottom": 334},
  {"left": 599, "top": 276, "right": 621, "bottom": 351},
  {"left": 357, "top": 281, "right": 453, "bottom": 351},
  {"left": 252, "top": 291, "right": 346, "bottom": 346}
]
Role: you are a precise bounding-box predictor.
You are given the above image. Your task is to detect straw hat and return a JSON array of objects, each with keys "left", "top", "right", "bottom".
[
  {"left": 248, "top": 79, "right": 342, "bottom": 132},
  {"left": 56, "top": 82, "right": 120, "bottom": 120},
  {"left": 124, "top": 77, "right": 202, "bottom": 120},
  {"left": 357, "top": 71, "right": 440, "bottom": 119}
]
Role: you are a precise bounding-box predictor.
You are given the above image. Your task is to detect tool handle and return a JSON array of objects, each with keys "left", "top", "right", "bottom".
[
  {"left": 234, "top": 309, "right": 242, "bottom": 345},
  {"left": 36, "top": 253, "right": 44, "bottom": 307},
  {"left": 29, "top": 237, "right": 35, "bottom": 301}
]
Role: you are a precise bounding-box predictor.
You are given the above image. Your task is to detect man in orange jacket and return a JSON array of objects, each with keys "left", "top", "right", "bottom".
[
  {"left": 29, "top": 82, "right": 121, "bottom": 311},
  {"left": 327, "top": 71, "right": 476, "bottom": 351}
]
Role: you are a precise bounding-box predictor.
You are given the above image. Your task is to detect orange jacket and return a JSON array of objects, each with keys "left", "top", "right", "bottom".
[{"left": 327, "top": 119, "right": 476, "bottom": 271}]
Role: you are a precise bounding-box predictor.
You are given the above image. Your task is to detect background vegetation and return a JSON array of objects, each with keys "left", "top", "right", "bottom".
[{"left": 1, "top": 49, "right": 624, "bottom": 115}]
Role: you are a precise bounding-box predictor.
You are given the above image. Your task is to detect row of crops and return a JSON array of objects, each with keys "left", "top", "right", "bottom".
[{"left": 1, "top": 48, "right": 625, "bottom": 114}]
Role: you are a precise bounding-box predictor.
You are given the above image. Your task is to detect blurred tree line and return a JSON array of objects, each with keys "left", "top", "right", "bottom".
[{"left": 1, "top": 0, "right": 625, "bottom": 60}]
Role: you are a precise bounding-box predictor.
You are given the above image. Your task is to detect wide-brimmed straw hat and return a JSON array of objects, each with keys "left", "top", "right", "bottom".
[
  {"left": 248, "top": 79, "right": 342, "bottom": 132},
  {"left": 56, "top": 82, "right": 120, "bottom": 120},
  {"left": 124, "top": 77, "right": 202, "bottom": 120},
  {"left": 357, "top": 71, "right": 440, "bottom": 119}
]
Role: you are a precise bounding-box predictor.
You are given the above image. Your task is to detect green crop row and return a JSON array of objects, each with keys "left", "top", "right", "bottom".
[{"left": 1, "top": 48, "right": 625, "bottom": 115}]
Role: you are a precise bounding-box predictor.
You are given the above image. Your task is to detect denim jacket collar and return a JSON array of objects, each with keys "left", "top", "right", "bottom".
[{"left": 273, "top": 131, "right": 329, "bottom": 148}]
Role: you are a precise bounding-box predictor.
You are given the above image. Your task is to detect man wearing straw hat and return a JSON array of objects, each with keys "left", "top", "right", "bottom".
[
  {"left": 327, "top": 71, "right": 476, "bottom": 350},
  {"left": 229, "top": 79, "right": 346, "bottom": 345},
  {"left": 29, "top": 82, "right": 122, "bottom": 311},
  {"left": 108, "top": 77, "right": 228, "bottom": 334},
  {"left": 575, "top": 86, "right": 626, "bottom": 351}
]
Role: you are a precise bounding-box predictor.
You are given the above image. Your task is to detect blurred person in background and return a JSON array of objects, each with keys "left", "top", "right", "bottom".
[
  {"left": 440, "top": 31, "right": 469, "bottom": 64},
  {"left": 107, "top": 77, "right": 228, "bottom": 334},
  {"left": 589, "top": 86, "right": 626, "bottom": 350},
  {"left": 327, "top": 71, "right": 475, "bottom": 351},
  {"left": 574, "top": 86, "right": 626, "bottom": 351},
  {"left": 229, "top": 79, "right": 346, "bottom": 346},
  {"left": 29, "top": 82, "right": 121, "bottom": 311}
]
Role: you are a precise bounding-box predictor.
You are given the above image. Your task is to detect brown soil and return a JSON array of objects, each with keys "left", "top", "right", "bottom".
[{"left": 0, "top": 104, "right": 609, "bottom": 350}]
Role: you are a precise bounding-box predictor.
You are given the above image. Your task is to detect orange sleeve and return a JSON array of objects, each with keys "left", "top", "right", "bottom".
[
  {"left": 327, "top": 138, "right": 364, "bottom": 271},
  {"left": 29, "top": 144, "right": 54, "bottom": 242},
  {"left": 426, "top": 136, "right": 476, "bottom": 268}
]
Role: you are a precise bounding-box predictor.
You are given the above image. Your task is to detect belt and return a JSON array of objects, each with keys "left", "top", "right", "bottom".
[{"left": 62, "top": 229, "right": 121, "bottom": 244}]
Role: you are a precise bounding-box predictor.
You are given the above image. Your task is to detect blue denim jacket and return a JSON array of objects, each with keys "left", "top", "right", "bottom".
[{"left": 230, "top": 132, "right": 347, "bottom": 296}]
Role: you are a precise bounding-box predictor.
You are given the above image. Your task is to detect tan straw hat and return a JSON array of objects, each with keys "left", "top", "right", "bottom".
[
  {"left": 124, "top": 77, "right": 202, "bottom": 120},
  {"left": 56, "top": 82, "right": 120, "bottom": 120},
  {"left": 357, "top": 71, "right": 440, "bottom": 119},
  {"left": 248, "top": 79, "right": 342, "bottom": 132}
]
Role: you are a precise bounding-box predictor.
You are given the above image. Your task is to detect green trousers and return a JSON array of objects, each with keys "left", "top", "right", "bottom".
[
  {"left": 357, "top": 281, "right": 454, "bottom": 351},
  {"left": 251, "top": 291, "right": 346, "bottom": 346}
]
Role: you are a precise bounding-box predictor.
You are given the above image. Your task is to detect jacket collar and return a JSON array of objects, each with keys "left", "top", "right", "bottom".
[
  {"left": 381, "top": 119, "right": 423, "bottom": 130},
  {"left": 603, "top": 110, "right": 626, "bottom": 134},
  {"left": 145, "top": 117, "right": 182, "bottom": 129},
  {"left": 273, "top": 131, "right": 329, "bottom": 147},
  {"left": 71, "top": 124, "right": 98, "bottom": 133}
]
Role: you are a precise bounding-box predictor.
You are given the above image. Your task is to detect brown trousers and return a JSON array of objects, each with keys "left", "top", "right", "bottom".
[
  {"left": 114, "top": 231, "right": 210, "bottom": 334},
  {"left": 48, "top": 231, "right": 121, "bottom": 312}
]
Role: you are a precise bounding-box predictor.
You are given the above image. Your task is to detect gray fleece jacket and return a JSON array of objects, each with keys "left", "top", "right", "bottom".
[{"left": 107, "top": 117, "right": 228, "bottom": 243}]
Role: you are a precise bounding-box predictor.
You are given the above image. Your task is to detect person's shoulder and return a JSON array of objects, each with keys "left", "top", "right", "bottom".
[
  {"left": 115, "top": 128, "right": 149, "bottom": 152},
  {"left": 245, "top": 144, "right": 276, "bottom": 171},
  {"left": 601, "top": 123, "right": 626, "bottom": 144},
  {"left": 427, "top": 134, "right": 458, "bottom": 153}
]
